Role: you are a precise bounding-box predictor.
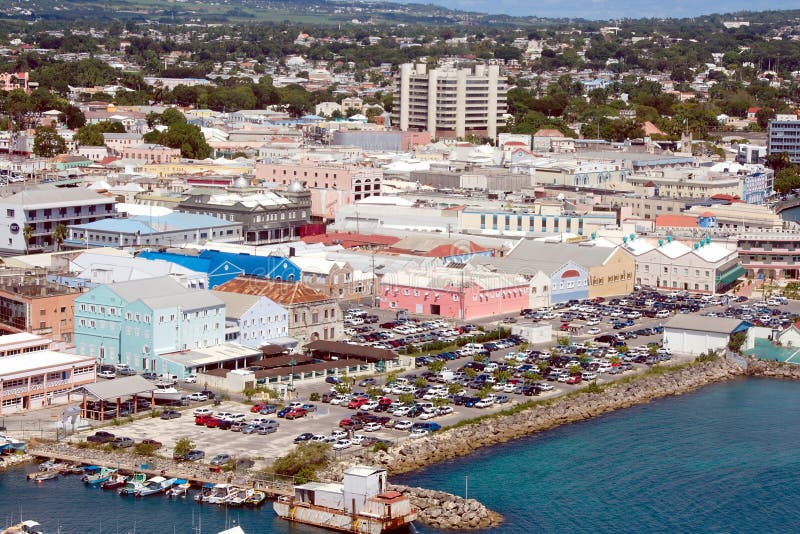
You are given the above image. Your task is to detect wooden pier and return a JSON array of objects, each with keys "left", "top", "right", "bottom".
[{"left": 27, "top": 448, "right": 294, "bottom": 498}]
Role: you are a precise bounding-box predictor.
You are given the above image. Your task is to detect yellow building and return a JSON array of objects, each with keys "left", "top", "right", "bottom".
[{"left": 141, "top": 162, "right": 252, "bottom": 178}]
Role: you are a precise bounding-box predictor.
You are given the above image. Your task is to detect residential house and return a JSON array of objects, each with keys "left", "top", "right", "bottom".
[{"left": 0, "top": 272, "right": 80, "bottom": 345}]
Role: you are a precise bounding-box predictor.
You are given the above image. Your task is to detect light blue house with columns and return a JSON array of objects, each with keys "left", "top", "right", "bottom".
[{"left": 74, "top": 276, "right": 225, "bottom": 376}]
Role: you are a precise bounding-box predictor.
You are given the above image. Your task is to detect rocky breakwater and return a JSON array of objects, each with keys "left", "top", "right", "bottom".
[
  {"left": 388, "top": 483, "right": 503, "bottom": 530},
  {"left": 322, "top": 357, "right": 744, "bottom": 482},
  {"left": 378, "top": 357, "right": 744, "bottom": 474},
  {"left": 746, "top": 357, "right": 800, "bottom": 379}
]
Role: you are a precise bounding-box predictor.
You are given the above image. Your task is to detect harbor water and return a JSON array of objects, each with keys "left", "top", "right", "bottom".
[{"left": 3, "top": 377, "right": 800, "bottom": 533}]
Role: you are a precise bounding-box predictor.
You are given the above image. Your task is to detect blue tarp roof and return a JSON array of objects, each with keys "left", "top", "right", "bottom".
[{"left": 139, "top": 250, "right": 301, "bottom": 288}]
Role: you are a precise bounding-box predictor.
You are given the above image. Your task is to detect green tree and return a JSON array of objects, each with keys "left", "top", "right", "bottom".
[
  {"left": 51, "top": 224, "right": 67, "bottom": 251},
  {"left": 62, "top": 105, "right": 86, "bottom": 129},
  {"left": 33, "top": 127, "right": 67, "bottom": 158},
  {"left": 413, "top": 377, "right": 428, "bottom": 388},
  {"left": 271, "top": 442, "right": 331, "bottom": 484},
  {"left": 728, "top": 332, "right": 747, "bottom": 354},
  {"left": 74, "top": 125, "right": 105, "bottom": 146},
  {"left": 774, "top": 166, "right": 800, "bottom": 194},
  {"left": 398, "top": 393, "right": 414, "bottom": 405},
  {"left": 22, "top": 225, "right": 32, "bottom": 247},
  {"left": 173, "top": 437, "right": 194, "bottom": 460},
  {"left": 145, "top": 122, "right": 211, "bottom": 160},
  {"left": 477, "top": 384, "right": 494, "bottom": 399},
  {"left": 427, "top": 360, "right": 445, "bottom": 373}
]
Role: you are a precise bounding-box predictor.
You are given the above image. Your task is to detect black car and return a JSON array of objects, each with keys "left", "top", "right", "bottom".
[
  {"left": 200, "top": 390, "right": 215, "bottom": 399},
  {"left": 142, "top": 372, "right": 159, "bottom": 380},
  {"left": 294, "top": 433, "right": 314, "bottom": 443},
  {"left": 87, "top": 431, "right": 115, "bottom": 443},
  {"left": 183, "top": 450, "right": 205, "bottom": 461}
]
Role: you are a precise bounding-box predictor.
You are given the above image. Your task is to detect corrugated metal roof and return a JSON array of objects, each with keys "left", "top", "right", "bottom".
[
  {"left": 76, "top": 375, "right": 157, "bottom": 400},
  {"left": 664, "top": 315, "right": 746, "bottom": 334}
]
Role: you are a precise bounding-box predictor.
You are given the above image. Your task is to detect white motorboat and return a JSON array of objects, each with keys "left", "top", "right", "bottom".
[
  {"left": 135, "top": 476, "right": 176, "bottom": 497},
  {"left": 152, "top": 382, "right": 183, "bottom": 402},
  {"left": 205, "top": 484, "right": 238, "bottom": 505}
]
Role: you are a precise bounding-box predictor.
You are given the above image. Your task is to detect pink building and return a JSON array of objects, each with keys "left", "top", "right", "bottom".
[
  {"left": 255, "top": 159, "right": 381, "bottom": 220},
  {"left": 378, "top": 267, "right": 530, "bottom": 320},
  {"left": 0, "top": 72, "right": 29, "bottom": 93},
  {"left": 122, "top": 144, "right": 181, "bottom": 163}
]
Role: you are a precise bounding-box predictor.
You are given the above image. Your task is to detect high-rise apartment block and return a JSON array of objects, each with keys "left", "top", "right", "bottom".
[
  {"left": 393, "top": 62, "right": 507, "bottom": 141},
  {"left": 767, "top": 114, "right": 800, "bottom": 163}
]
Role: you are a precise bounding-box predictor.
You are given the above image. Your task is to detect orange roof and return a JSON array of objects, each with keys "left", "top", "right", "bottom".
[
  {"left": 655, "top": 215, "right": 698, "bottom": 228},
  {"left": 700, "top": 211, "right": 715, "bottom": 217},
  {"left": 215, "top": 277, "right": 331, "bottom": 305},
  {"left": 534, "top": 129, "right": 563, "bottom": 138},
  {"left": 503, "top": 141, "right": 527, "bottom": 146}
]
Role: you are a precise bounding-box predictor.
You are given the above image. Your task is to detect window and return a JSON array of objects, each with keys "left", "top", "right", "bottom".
[{"left": 6, "top": 209, "right": 13, "bottom": 217}]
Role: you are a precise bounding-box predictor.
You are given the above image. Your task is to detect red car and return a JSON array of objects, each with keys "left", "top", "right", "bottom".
[
  {"left": 347, "top": 397, "right": 369, "bottom": 410},
  {"left": 195, "top": 414, "right": 212, "bottom": 426},
  {"left": 250, "top": 403, "right": 267, "bottom": 413},
  {"left": 560, "top": 323, "right": 571, "bottom": 331},
  {"left": 566, "top": 375, "right": 582, "bottom": 385},
  {"left": 284, "top": 408, "right": 307, "bottom": 420}
]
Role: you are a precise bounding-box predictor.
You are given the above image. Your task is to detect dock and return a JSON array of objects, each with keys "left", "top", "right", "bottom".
[{"left": 27, "top": 448, "right": 293, "bottom": 498}]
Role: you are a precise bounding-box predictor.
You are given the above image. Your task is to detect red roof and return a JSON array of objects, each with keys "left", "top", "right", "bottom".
[
  {"left": 747, "top": 107, "right": 761, "bottom": 113},
  {"left": 655, "top": 215, "right": 698, "bottom": 228},
  {"left": 534, "top": 128, "right": 563, "bottom": 138},
  {"left": 504, "top": 141, "right": 527, "bottom": 147},
  {"left": 710, "top": 194, "right": 743, "bottom": 203},
  {"left": 300, "top": 232, "right": 401, "bottom": 249},
  {"left": 99, "top": 156, "right": 120, "bottom": 165}
]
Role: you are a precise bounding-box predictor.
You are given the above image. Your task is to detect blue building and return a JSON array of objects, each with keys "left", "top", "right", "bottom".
[
  {"left": 74, "top": 276, "right": 225, "bottom": 377},
  {"left": 138, "top": 250, "right": 302, "bottom": 288}
]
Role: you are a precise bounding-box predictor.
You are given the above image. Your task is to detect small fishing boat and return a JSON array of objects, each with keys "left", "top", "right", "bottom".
[
  {"left": 166, "top": 479, "right": 191, "bottom": 498},
  {"left": 33, "top": 471, "right": 60, "bottom": 482},
  {"left": 81, "top": 466, "right": 116, "bottom": 486},
  {"left": 204, "top": 484, "right": 238, "bottom": 505},
  {"left": 118, "top": 473, "right": 147, "bottom": 496},
  {"left": 2, "top": 519, "right": 43, "bottom": 533},
  {"left": 38, "top": 460, "right": 65, "bottom": 472},
  {"left": 244, "top": 490, "right": 267, "bottom": 507},
  {"left": 101, "top": 473, "right": 128, "bottom": 490},
  {"left": 63, "top": 464, "right": 84, "bottom": 476},
  {"left": 194, "top": 483, "right": 215, "bottom": 503},
  {"left": 135, "top": 476, "right": 177, "bottom": 497},
  {"left": 225, "top": 488, "right": 249, "bottom": 507}
]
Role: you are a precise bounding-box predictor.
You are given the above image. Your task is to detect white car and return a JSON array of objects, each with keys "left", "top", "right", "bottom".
[
  {"left": 655, "top": 310, "right": 670, "bottom": 318},
  {"left": 419, "top": 411, "right": 438, "bottom": 420},
  {"left": 587, "top": 327, "right": 602, "bottom": 335},
  {"left": 184, "top": 375, "right": 197, "bottom": 383},
  {"left": 350, "top": 434, "right": 366, "bottom": 445},
  {"left": 98, "top": 370, "right": 116, "bottom": 379},
  {"left": 437, "top": 406, "right": 454, "bottom": 416},
  {"left": 394, "top": 420, "right": 413, "bottom": 431},
  {"left": 392, "top": 406, "right": 411, "bottom": 417},
  {"left": 310, "top": 434, "right": 327, "bottom": 442},
  {"left": 331, "top": 429, "right": 348, "bottom": 440},
  {"left": 409, "top": 429, "right": 429, "bottom": 439},
  {"left": 187, "top": 393, "right": 208, "bottom": 402},
  {"left": 475, "top": 399, "right": 494, "bottom": 408},
  {"left": 586, "top": 318, "right": 601, "bottom": 326},
  {"left": 193, "top": 407, "right": 213, "bottom": 417},
  {"left": 362, "top": 401, "right": 380, "bottom": 411},
  {"left": 333, "top": 439, "right": 352, "bottom": 450},
  {"left": 363, "top": 422, "right": 382, "bottom": 432},
  {"left": 538, "top": 383, "right": 555, "bottom": 392}
]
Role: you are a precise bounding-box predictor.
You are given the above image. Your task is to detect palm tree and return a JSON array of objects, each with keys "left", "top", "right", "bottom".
[
  {"left": 22, "top": 224, "right": 32, "bottom": 250},
  {"left": 51, "top": 224, "right": 67, "bottom": 251}
]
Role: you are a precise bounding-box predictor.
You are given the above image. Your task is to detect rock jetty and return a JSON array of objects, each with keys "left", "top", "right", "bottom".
[{"left": 389, "top": 484, "right": 503, "bottom": 530}]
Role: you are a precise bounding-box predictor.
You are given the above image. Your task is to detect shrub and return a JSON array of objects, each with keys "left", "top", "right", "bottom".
[
  {"left": 309, "top": 392, "right": 321, "bottom": 402},
  {"left": 271, "top": 442, "right": 331, "bottom": 482},
  {"left": 134, "top": 442, "right": 158, "bottom": 456},
  {"left": 173, "top": 437, "right": 194, "bottom": 459},
  {"left": 372, "top": 441, "right": 389, "bottom": 453}
]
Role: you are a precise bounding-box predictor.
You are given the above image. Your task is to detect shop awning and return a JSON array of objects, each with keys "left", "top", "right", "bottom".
[{"left": 716, "top": 264, "right": 746, "bottom": 287}]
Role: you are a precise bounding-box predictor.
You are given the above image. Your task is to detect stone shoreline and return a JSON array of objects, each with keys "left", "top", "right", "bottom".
[{"left": 322, "top": 356, "right": 755, "bottom": 529}]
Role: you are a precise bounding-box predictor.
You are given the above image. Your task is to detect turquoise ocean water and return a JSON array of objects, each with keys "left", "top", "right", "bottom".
[{"left": 3, "top": 377, "right": 800, "bottom": 533}]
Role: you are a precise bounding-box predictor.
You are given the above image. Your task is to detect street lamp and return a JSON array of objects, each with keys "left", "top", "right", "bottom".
[{"left": 289, "top": 357, "right": 296, "bottom": 392}]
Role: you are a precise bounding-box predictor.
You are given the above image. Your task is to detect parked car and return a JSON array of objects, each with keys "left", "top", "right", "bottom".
[
  {"left": 116, "top": 368, "right": 137, "bottom": 376},
  {"left": 140, "top": 439, "right": 162, "bottom": 449},
  {"left": 111, "top": 437, "right": 134, "bottom": 448},
  {"left": 184, "top": 375, "right": 197, "bottom": 383},
  {"left": 193, "top": 407, "right": 213, "bottom": 417},
  {"left": 187, "top": 393, "right": 208, "bottom": 402},
  {"left": 284, "top": 408, "right": 308, "bottom": 420},
  {"left": 325, "top": 376, "right": 341, "bottom": 384},
  {"left": 98, "top": 370, "right": 116, "bottom": 379},
  {"left": 259, "top": 404, "right": 277, "bottom": 415},
  {"left": 183, "top": 450, "right": 205, "bottom": 462},
  {"left": 210, "top": 454, "right": 231, "bottom": 466},
  {"left": 294, "top": 433, "right": 314, "bottom": 443},
  {"left": 87, "top": 431, "right": 115, "bottom": 443},
  {"left": 358, "top": 378, "right": 377, "bottom": 387}
]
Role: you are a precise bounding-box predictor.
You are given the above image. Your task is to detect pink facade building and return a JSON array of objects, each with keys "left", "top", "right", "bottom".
[
  {"left": 0, "top": 72, "right": 29, "bottom": 93},
  {"left": 122, "top": 144, "right": 181, "bottom": 163},
  {"left": 378, "top": 267, "right": 530, "bottom": 320},
  {"left": 255, "top": 160, "right": 381, "bottom": 221}
]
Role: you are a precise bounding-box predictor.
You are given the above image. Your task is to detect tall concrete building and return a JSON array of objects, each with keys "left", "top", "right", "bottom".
[
  {"left": 393, "top": 62, "right": 507, "bottom": 141},
  {"left": 767, "top": 114, "right": 800, "bottom": 163}
]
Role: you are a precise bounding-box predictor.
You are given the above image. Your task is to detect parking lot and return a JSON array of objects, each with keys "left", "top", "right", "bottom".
[{"left": 73, "top": 289, "right": 796, "bottom": 469}]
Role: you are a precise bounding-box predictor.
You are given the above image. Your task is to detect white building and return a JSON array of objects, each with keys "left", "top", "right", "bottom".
[
  {"left": 0, "top": 187, "right": 117, "bottom": 255},
  {"left": 212, "top": 291, "right": 289, "bottom": 348},
  {"left": 662, "top": 315, "right": 748, "bottom": 355},
  {"left": 0, "top": 349, "right": 96, "bottom": 415},
  {"left": 393, "top": 62, "right": 507, "bottom": 140}
]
